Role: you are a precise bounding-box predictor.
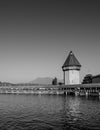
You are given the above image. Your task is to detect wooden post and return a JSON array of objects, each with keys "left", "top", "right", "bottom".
[{"left": 63, "top": 71, "right": 65, "bottom": 85}]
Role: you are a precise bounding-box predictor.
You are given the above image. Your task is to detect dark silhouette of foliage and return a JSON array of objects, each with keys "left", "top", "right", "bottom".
[
  {"left": 58, "top": 82, "right": 63, "bottom": 85},
  {"left": 52, "top": 77, "right": 57, "bottom": 85},
  {"left": 82, "top": 74, "right": 93, "bottom": 84}
]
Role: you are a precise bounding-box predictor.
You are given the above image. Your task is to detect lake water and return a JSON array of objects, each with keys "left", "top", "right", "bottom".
[{"left": 0, "top": 94, "right": 100, "bottom": 130}]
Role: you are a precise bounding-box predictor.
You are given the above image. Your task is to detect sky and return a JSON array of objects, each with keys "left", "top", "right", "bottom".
[{"left": 0, "top": 0, "right": 100, "bottom": 83}]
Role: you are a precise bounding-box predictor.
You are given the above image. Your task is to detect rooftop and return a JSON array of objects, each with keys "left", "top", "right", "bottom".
[{"left": 62, "top": 51, "right": 81, "bottom": 68}]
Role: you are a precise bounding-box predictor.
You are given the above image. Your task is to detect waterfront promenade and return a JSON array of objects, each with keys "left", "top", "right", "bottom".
[{"left": 0, "top": 84, "right": 100, "bottom": 96}]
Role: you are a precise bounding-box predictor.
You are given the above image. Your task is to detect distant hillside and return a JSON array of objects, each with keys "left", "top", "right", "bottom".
[
  {"left": 30, "top": 77, "right": 53, "bottom": 84},
  {"left": 30, "top": 77, "right": 63, "bottom": 85}
]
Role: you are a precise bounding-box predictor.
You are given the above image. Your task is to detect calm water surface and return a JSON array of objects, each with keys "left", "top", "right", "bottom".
[{"left": 0, "top": 94, "right": 100, "bottom": 130}]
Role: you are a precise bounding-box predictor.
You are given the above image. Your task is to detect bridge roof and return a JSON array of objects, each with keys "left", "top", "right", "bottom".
[{"left": 62, "top": 51, "right": 81, "bottom": 68}]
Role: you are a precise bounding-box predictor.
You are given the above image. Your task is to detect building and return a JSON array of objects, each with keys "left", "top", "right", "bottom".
[
  {"left": 62, "top": 51, "right": 81, "bottom": 85},
  {"left": 92, "top": 75, "right": 100, "bottom": 83},
  {"left": 82, "top": 74, "right": 100, "bottom": 84}
]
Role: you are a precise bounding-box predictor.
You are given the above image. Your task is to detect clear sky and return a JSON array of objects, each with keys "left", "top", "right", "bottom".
[{"left": 0, "top": 0, "right": 100, "bottom": 83}]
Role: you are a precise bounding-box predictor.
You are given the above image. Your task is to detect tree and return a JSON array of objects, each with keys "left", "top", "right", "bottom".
[
  {"left": 58, "top": 82, "right": 63, "bottom": 85},
  {"left": 52, "top": 77, "right": 57, "bottom": 85},
  {"left": 82, "top": 74, "right": 93, "bottom": 84}
]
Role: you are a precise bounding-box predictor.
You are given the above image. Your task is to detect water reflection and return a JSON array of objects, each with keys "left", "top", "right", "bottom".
[
  {"left": 60, "top": 96, "right": 82, "bottom": 129},
  {"left": 60, "top": 95, "right": 100, "bottom": 130},
  {"left": 68, "top": 97, "right": 80, "bottom": 119}
]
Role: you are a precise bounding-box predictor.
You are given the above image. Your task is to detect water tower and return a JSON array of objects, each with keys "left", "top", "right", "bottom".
[{"left": 62, "top": 51, "right": 81, "bottom": 85}]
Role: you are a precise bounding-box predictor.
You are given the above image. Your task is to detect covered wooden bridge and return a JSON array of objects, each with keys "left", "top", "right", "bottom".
[{"left": 0, "top": 84, "right": 100, "bottom": 96}]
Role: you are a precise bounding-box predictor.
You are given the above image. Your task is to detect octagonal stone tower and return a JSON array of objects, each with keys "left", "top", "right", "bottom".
[{"left": 62, "top": 51, "right": 81, "bottom": 85}]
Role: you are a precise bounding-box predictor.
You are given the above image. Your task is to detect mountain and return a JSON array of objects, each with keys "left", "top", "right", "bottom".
[
  {"left": 30, "top": 77, "right": 53, "bottom": 84},
  {"left": 30, "top": 77, "right": 63, "bottom": 85}
]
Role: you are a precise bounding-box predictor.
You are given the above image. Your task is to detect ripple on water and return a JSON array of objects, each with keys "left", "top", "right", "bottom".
[{"left": 0, "top": 95, "right": 99, "bottom": 130}]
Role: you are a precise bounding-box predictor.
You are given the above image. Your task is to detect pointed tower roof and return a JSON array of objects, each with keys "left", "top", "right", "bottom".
[{"left": 62, "top": 51, "right": 81, "bottom": 68}]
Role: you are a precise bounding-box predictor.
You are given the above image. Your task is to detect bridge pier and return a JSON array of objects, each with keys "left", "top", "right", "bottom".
[
  {"left": 75, "top": 91, "right": 79, "bottom": 96},
  {"left": 86, "top": 91, "right": 88, "bottom": 97}
]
